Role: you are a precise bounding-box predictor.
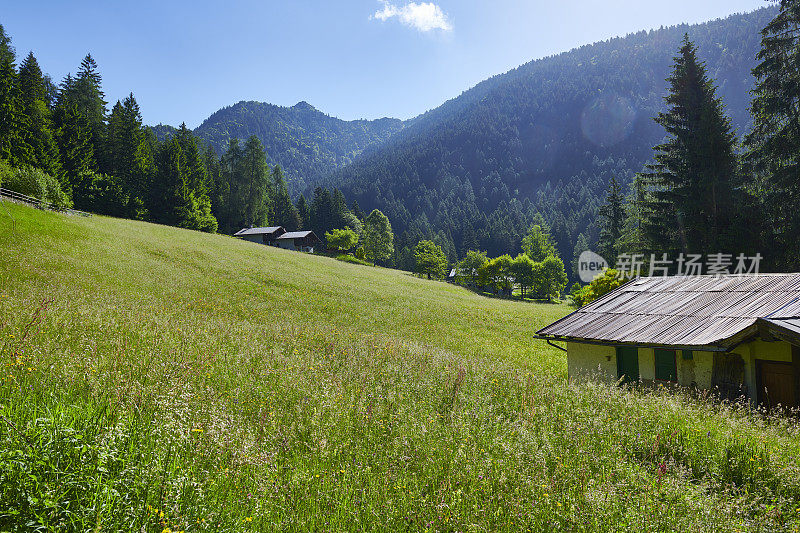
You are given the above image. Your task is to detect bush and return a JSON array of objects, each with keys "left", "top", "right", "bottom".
[
  {"left": 571, "top": 268, "right": 628, "bottom": 307},
  {"left": 336, "top": 254, "right": 372, "bottom": 266},
  {"left": 4, "top": 166, "right": 72, "bottom": 210}
]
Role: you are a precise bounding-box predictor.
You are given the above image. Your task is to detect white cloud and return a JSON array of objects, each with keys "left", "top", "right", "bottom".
[{"left": 371, "top": 1, "right": 453, "bottom": 32}]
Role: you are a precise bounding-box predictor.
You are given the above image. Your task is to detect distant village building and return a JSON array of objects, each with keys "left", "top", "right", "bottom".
[
  {"left": 233, "top": 226, "right": 285, "bottom": 245},
  {"left": 276, "top": 231, "right": 321, "bottom": 253},
  {"left": 536, "top": 274, "right": 800, "bottom": 410}
]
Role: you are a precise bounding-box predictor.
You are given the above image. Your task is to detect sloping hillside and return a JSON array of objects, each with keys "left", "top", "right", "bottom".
[
  {"left": 3, "top": 203, "right": 800, "bottom": 530},
  {"left": 326, "top": 8, "right": 776, "bottom": 262}
]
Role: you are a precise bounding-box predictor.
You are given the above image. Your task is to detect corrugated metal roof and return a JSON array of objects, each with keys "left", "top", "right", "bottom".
[
  {"left": 277, "top": 231, "right": 317, "bottom": 240},
  {"left": 537, "top": 274, "right": 800, "bottom": 348},
  {"left": 234, "top": 226, "right": 284, "bottom": 236}
]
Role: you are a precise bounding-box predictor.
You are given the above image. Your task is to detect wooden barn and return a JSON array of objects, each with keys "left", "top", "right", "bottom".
[
  {"left": 536, "top": 274, "right": 800, "bottom": 410},
  {"left": 234, "top": 226, "right": 286, "bottom": 245},
  {"left": 276, "top": 231, "right": 321, "bottom": 253}
]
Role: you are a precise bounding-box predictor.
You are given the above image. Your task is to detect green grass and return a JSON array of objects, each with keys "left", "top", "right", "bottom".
[{"left": 1, "top": 203, "right": 800, "bottom": 531}]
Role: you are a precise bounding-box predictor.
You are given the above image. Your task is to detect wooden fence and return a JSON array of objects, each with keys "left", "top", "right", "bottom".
[{"left": 0, "top": 187, "right": 91, "bottom": 217}]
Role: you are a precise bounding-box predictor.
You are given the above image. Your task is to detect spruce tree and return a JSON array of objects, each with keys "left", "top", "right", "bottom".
[
  {"left": 597, "top": 175, "right": 624, "bottom": 264},
  {"left": 296, "top": 194, "right": 310, "bottom": 229},
  {"left": 0, "top": 33, "right": 29, "bottom": 166},
  {"left": 106, "top": 93, "right": 153, "bottom": 217},
  {"left": 642, "top": 35, "right": 739, "bottom": 257},
  {"left": 271, "top": 166, "right": 300, "bottom": 230},
  {"left": 746, "top": 0, "right": 800, "bottom": 267},
  {"left": 71, "top": 54, "right": 107, "bottom": 171},
  {"left": 18, "top": 52, "right": 62, "bottom": 178}
]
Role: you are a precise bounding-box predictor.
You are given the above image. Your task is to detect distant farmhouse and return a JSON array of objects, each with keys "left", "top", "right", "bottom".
[
  {"left": 536, "top": 274, "right": 800, "bottom": 410},
  {"left": 234, "top": 226, "right": 286, "bottom": 245},
  {"left": 234, "top": 226, "right": 320, "bottom": 253},
  {"left": 276, "top": 231, "right": 320, "bottom": 253}
]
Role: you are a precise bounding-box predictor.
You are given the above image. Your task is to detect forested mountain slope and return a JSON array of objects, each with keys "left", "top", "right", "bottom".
[
  {"left": 153, "top": 101, "right": 405, "bottom": 193},
  {"left": 324, "top": 7, "right": 776, "bottom": 266}
]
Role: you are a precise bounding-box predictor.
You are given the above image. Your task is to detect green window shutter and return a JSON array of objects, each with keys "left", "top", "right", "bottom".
[
  {"left": 654, "top": 349, "right": 677, "bottom": 382},
  {"left": 616, "top": 346, "right": 639, "bottom": 383}
]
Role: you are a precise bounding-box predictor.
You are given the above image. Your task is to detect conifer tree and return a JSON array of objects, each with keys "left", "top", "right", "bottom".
[
  {"left": 68, "top": 54, "right": 107, "bottom": 171},
  {"left": 106, "top": 93, "right": 153, "bottom": 217},
  {"left": 18, "top": 52, "right": 61, "bottom": 177},
  {"left": 642, "top": 36, "right": 739, "bottom": 257},
  {"left": 597, "top": 175, "right": 624, "bottom": 264},
  {"left": 0, "top": 30, "right": 29, "bottom": 166},
  {"left": 746, "top": 0, "right": 800, "bottom": 267},
  {"left": 296, "top": 194, "right": 310, "bottom": 229},
  {"left": 271, "top": 165, "right": 300, "bottom": 230}
]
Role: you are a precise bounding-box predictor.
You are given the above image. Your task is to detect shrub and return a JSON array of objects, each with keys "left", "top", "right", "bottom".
[
  {"left": 571, "top": 268, "right": 628, "bottom": 307},
  {"left": 4, "top": 166, "right": 72, "bottom": 210}
]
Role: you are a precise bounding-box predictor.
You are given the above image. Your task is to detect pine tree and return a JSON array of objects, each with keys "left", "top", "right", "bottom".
[
  {"left": 296, "top": 194, "right": 310, "bottom": 229},
  {"left": 71, "top": 54, "right": 107, "bottom": 172},
  {"left": 106, "top": 93, "right": 153, "bottom": 217},
  {"left": 597, "top": 175, "right": 624, "bottom": 264},
  {"left": 746, "top": 0, "right": 800, "bottom": 267},
  {"left": 17, "top": 52, "right": 61, "bottom": 177},
  {"left": 351, "top": 199, "right": 365, "bottom": 220},
  {"left": 0, "top": 31, "right": 29, "bottom": 166},
  {"left": 642, "top": 36, "right": 740, "bottom": 257},
  {"left": 271, "top": 166, "right": 300, "bottom": 230},
  {"left": 238, "top": 135, "right": 271, "bottom": 228}
]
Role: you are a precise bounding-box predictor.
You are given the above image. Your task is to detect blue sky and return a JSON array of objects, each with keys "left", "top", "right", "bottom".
[{"left": 3, "top": 0, "right": 767, "bottom": 128}]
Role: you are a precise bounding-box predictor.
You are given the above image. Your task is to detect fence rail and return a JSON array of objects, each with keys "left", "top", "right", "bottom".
[{"left": 0, "top": 187, "right": 92, "bottom": 217}]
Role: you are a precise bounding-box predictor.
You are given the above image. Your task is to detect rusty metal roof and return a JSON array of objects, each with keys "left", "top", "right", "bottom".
[{"left": 537, "top": 274, "right": 800, "bottom": 349}]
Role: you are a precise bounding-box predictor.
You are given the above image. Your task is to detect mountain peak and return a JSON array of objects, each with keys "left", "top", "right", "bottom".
[{"left": 292, "top": 101, "right": 317, "bottom": 112}]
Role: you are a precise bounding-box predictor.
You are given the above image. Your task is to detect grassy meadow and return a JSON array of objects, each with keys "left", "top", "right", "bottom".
[{"left": 2, "top": 202, "right": 800, "bottom": 531}]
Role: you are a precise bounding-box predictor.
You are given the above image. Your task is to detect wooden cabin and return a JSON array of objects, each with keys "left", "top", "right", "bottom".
[
  {"left": 276, "top": 231, "right": 321, "bottom": 253},
  {"left": 535, "top": 274, "right": 800, "bottom": 410},
  {"left": 234, "top": 226, "right": 285, "bottom": 245}
]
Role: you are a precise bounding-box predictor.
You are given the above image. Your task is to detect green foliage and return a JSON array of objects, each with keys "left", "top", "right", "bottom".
[
  {"left": 597, "top": 176, "right": 624, "bottom": 264},
  {"left": 640, "top": 36, "right": 742, "bottom": 257},
  {"left": 571, "top": 268, "right": 629, "bottom": 308},
  {"left": 363, "top": 209, "right": 394, "bottom": 264},
  {"left": 532, "top": 255, "right": 569, "bottom": 301},
  {"left": 325, "top": 228, "right": 359, "bottom": 252},
  {"left": 455, "top": 250, "right": 488, "bottom": 287},
  {"left": 510, "top": 253, "right": 537, "bottom": 300},
  {"left": 329, "top": 9, "right": 774, "bottom": 273},
  {"left": 521, "top": 218, "right": 558, "bottom": 262},
  {"left": 746, "top": 0, "right": 800, "bottom": 267},
  {"left": 4, "top": 165, "right": 71, "bottom": 209},
  {"left": 191, "top": 100, "right": 404, "bottom": 193},
  {"left": 335, "top": 253, "right": 372, "bottom": 266},
  {"left": 270, "top": 165, "right": 301, "bottom": 230},
  {"left": 413, "top": 240, "right": 448, "bottom": 280}
]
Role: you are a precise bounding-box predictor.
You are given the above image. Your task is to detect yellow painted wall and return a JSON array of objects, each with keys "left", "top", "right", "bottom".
[
  {"left": 566, "top": 339, "right": 796, "bottom": 404},
  {"left": 566, "top": 342, "right": 616, "bottom": 383}
]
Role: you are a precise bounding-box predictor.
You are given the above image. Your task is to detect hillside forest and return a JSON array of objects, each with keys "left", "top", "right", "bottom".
[{"left": 3, "top": 2, "right": 800, "bottom": 293}]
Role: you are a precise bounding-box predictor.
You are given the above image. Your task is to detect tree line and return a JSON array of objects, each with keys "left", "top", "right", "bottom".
[
  {"left": 594, "top": 1, "right": 800, "bottom": 275},
  {"left": 0, "top": 24, "right": 374, "bottom": 242}
]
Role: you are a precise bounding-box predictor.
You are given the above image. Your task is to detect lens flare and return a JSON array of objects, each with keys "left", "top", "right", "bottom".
[{"left": 580, "top": 92, "right": 636, "bottom": 148}]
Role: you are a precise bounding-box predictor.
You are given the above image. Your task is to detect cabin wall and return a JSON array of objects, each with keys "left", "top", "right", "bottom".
[
  {"left": 566, "top": 342, "right": 616, "bottom": 383},
  {"left": 564, "top": 339, "right": 798, "bottom": 406},
  {"left": 241, "top": 235, "right": 262, "bottom": 244}
]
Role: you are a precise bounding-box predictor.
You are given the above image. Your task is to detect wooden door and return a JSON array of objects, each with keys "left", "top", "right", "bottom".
[
  {"left": 616, "top": 346, "right": 639, "bottom": 384},
  {"left": 759, "top": 361, "right": 797, "bottom": 410}
]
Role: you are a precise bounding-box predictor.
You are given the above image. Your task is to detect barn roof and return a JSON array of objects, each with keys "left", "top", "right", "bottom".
[
  {"left": 537, "top": 274, "right": 800, "bottom": 350},
  {"left": 277, "top": 231, "right": 319, "bottom": 240},
  {"left": 234, "top": 226, "right": 284, "bottom": 236}
]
